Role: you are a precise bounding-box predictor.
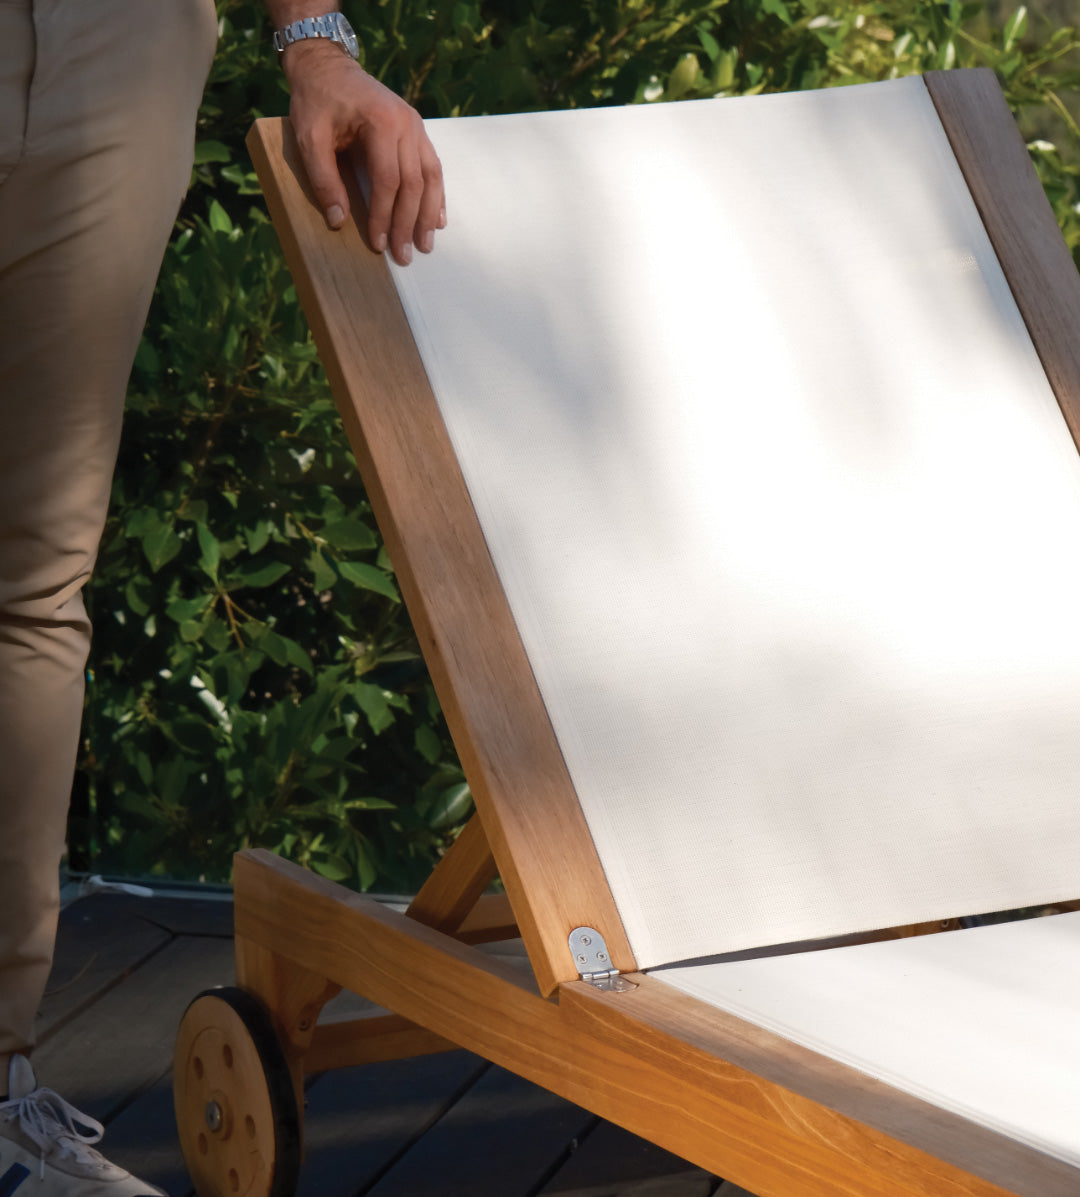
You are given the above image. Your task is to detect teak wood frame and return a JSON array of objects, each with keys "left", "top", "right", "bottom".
[{"left": 235, "top": 69, "right": 1080, "bottom": 1197}]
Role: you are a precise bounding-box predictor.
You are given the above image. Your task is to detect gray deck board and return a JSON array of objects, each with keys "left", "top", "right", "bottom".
[
  {"left": 363, "top": 1065, "right": 596, "bottom": 1197},
  {"left": 36, "top": 892, "right": 727, "bottom": 1197},
  {"left": 299, "top": 1052, "right": 488, "bottom": 1197}
]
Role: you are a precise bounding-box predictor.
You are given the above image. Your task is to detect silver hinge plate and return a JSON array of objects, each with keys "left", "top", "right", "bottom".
[{"left": 568, "top": 926, "right": 637, "bottom": 992}]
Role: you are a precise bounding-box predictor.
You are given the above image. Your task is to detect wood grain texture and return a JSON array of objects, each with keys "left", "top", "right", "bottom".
[
  {"left": 234, "top": 850, "right": 1074, "bottom": 1197},
  {"left": 924, "top": 69, "right": 1080, "bottom": 450},
  {"left": 174, "top": 989, "right": 299, "bottom": 1197},
  {"left": 236, "top": 935, "right": 341, "bottom": 1113},
  {"left": 456, "top": 891, "right": 518, "bottom": 944},
  {"left": 246, "top": 118, "right": 633, "bottom": 997},
  {"left": 406, "top": 813, "right": 497, "bottom": 933}
]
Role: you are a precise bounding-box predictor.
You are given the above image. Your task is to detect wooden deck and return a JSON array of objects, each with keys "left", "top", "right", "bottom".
[{"left": 37, "top": 890, "right": 750, "bottom": 1197}]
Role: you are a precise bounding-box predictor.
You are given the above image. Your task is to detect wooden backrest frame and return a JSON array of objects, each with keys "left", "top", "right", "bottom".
[
  {"left": 247, "top": 119, "right": 634, "bottom": 998},
  {"left": 247, "top": 68, "right": 1080, "bottom": 997}
]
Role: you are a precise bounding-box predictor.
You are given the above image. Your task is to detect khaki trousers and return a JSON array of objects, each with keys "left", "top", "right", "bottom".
[{"left": 0, "top": 0, "right": 217, "bottom": 1074}]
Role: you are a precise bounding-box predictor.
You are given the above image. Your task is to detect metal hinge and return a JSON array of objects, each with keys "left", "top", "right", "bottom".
[{"left": 568, "top": 927, "right": 637, "bottom": 992}]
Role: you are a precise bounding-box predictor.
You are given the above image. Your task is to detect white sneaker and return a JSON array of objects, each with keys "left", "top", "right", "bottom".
[{"left": 0, "top": 1056, "right": 165, "bottom": 1196}]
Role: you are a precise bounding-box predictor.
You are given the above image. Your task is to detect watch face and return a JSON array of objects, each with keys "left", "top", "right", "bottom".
[{"left": 333, "top": 13, "right": 360, "bottom": 59}]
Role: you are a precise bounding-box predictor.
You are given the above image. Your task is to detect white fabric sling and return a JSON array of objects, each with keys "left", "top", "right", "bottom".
[
  {"left": 387, "top": 76, "right": 1080, "bottom": 969},
  {"left": 659, "top": 909, "right": 1080, "bottom": 1168}
]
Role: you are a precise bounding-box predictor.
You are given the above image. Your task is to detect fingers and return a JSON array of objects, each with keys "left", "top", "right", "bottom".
[
  {"left": 287, "top": 52, "right": 443, "bottom": 263},
  {"left": 366, "top": 115, "right": 444, "bottom": 266},
  {"left": 297, "top": 124, "right": 351, "bottom": 231},
  {"left": 388, "top": 135, "right": 424, "bottom": 265},
  {"left": 414, "top": 140, "right": 445, "bottom": 255},
  {"left": 364, "top": 130, "right": 399, "bottom": 258}
]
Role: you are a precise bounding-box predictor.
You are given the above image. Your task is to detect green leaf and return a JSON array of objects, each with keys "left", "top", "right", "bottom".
[
  {"left": 125, "top": 508, "right": 160, "bottom": 539},
  {"left": 353, "top": 681, "right": 396, "bottom": 734},
  {"left": 177, "top": 500, "right": 209, "bottom": 525},
  {"left": 257, "top": 628, "right": 291, "bottom": 667},
  {"left": 135, "top": 753, "right": 153, "bottom": 787},
  {"left": 428, "top": 783, "right": 473, "bottom": 831},
  {"left": 697, "top": 29, "right": 720, "bottom": 62},
  {"left": 665, "top": 52, "right": 700, "bottom": 100},
  {"left": 208, "top": 199, "right": 233, "bottom": 234},
  {"left": 322, "top": 518, "right": 377, "bottom": 551},
  {"left": 194, "top": 139, "right": 232, "bottom": 165},
  {"left": 133, "top": 337, "right": 160, "bottom": 377},
  {"left": 1003, "top": 6, "right": 1027, "bottom": 52},
  {"left": 309, "top": 550, "right": 337, "bottom": 592},
  {"left": 760, "top": 0, "right": 791, "bottom": 25},
  {"left": 231, "top": 559, "right": 290, "bottom": 589},
  {"left": 141, "top": 523, "right": 182, "bottom": 572},
  {"left": 310, "top": 852, "right": 352, "bottom": 881},
  {"left": 196, "top": 523, "right": 220, "bottom": 579},
  {"left": 203, "top": 615, "right": 232, "bottom": 652},
  {"left": 712, "top": 48, "right": 736, "bottom": 90},
  {"left": 283, "top": 635, "right": 315, "bottom": 677},
  {"left": 338, "top": 560, "right": 399, "bottom": 601},
  {"left": 179, "top": 619, "right": 204, "bottom": 643},
  {"left": 353, "top": 841, "right": 377, "bottom": 891},
  {"left": 341, "top": 796, "right": 396, "bottom": 811},
  {"left": 125, "top": 577, "right": 152, "bottom": 617},
  {"left": 414, "top": 723, "right": 442, "bottom": 764},
  {"left": 244, "top": 519, "right": 274, "bottom": 554},
  {"left": 166, "top": 596, "right": 210, "bottom": 622}
]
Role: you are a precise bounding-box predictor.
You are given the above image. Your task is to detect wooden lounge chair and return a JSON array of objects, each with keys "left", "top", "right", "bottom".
[{"left": 173, "top": 68, "right": 1080, "bottom": 1197}]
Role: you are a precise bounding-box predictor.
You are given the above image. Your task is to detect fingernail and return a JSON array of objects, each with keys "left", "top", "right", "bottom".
[
  {"left": 420, "top": 230, "right": 434, "bottom": 254},
  {"left": 438, "top": 207, "right": 447, "bottom": 229},
  {"left": 327, "top": 204, "right": 346, "bottom": 229},
  {"left": 400, "top": 242, "right": 413, "bottom": 265},
  {"left": 373, "top": 232, "right": 387, "bottom": 253}
]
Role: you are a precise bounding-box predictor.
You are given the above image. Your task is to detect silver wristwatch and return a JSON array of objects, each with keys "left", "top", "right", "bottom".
[{"left": 272, "top": 12, "right": 360, "bottom": 60}]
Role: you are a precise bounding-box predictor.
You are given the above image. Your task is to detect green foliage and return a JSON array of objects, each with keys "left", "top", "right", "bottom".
[
  {"left": 77, "top": 0, "right": 1080, "bottom": 888},
  {"left": 82, "top": 207, "right": 465, "bottom": 889}
]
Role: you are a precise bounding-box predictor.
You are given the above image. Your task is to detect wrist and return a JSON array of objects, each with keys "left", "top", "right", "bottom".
[
  {"left": 280, "top": 35, "right": 355, "bottom": 81},
  {"left": 270, "top": 10, "right": 360, "bottom": 65}
]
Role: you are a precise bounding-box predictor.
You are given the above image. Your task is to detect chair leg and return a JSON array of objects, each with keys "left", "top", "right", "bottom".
[
  {"left": 406, "top": 812, "right": 504, "bottom": 936},
  {"left": 235, "top": 935, "right": 341, "bottom": 1114}
]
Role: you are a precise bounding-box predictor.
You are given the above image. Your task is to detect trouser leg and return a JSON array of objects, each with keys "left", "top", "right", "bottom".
[{"left": 0, "top": 0, "right": 217, "bottom": 1071}]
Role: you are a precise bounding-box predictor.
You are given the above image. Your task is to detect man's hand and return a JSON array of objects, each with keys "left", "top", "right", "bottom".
[{"left": 274, "top": 29, "right": 445, "bottom": 265}]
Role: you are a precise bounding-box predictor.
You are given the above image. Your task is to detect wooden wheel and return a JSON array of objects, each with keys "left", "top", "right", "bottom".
[{"left": 174, "top": 987, "right": 301, "bottom": 1197}]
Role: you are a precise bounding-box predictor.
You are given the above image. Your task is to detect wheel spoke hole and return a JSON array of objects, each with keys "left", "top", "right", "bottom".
[
  {"left": 197, "top": 1132, "right": 208, "bottom": 1156},
  {"left": 193, "top": 1055, "right": 204, "bottom": 1080},
  {"left": 245, "top": 1114, "right": 256, "bottom": 1139},
  {"left": 222, "top": 1044, "right": 234, "bottom": 1069},
  {"left": 228, "top": 1168, "right": 240, "bottom": 1192}
]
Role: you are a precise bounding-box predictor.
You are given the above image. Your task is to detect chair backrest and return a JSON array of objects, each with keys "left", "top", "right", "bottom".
[{"left": 384, "top": 73, "right": 1080, "bottom": 969}]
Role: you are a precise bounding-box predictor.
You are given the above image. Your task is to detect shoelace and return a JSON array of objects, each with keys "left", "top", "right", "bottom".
[{"left": 0, "top": 1084, "right": 105, "bottom": 1179}]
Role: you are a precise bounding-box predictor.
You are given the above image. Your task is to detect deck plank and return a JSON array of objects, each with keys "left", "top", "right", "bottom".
[
  {"left": 299, "top": 1052, "right": 489, "bottom": 1197},
  {"left": 101, "top": 1074, "right": 196, "bottom": 1197},
  {"left": 33, "top": 933, "right": 235, "bottom": 1123},
  {"left": 37, "top": 896, "right": 172, "bottom": 1043},
  {"left": 539, "top": 1120, "right": 718, "bottom": 1196},
  {"left": 363, "top": 1064, "right": 596, "bottom": 1197}
]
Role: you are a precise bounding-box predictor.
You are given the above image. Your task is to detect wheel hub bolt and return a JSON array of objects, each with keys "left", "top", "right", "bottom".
[{"left": 205, "top": 1100, "right": 223, "bottom": 1133}]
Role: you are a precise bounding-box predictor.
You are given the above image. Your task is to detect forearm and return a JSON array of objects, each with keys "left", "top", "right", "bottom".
[{"left": 262, "top": 1, "right": 341, "bottom": 26}]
